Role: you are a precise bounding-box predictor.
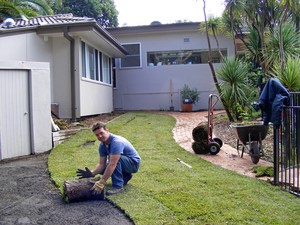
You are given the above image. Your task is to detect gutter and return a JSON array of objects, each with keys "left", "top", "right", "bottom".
[
  {"left": 91, "top": 23, "right": 128, "bottom": 55},
  {"left": 63, "top": 26, "right": 76, "bottom": 122}
]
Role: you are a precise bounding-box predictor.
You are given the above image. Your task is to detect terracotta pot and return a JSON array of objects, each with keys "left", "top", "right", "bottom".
[{"left": 181, "top": 103, "right": 193, "bottom": 112}]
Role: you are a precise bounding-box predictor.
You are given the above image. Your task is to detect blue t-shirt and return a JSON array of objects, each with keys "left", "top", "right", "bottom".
[{"left": 98, "top": 133, "right": 141, "bottom": 165}]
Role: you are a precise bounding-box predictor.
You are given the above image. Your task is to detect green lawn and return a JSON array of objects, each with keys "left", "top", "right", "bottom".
[{"left": 48, "top": 112, "right": 300, "bottom": 225}]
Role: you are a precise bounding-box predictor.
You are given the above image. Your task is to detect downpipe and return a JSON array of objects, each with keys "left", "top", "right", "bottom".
[{"left": 63, "top": 27, "right": 76, "bottom": 122}]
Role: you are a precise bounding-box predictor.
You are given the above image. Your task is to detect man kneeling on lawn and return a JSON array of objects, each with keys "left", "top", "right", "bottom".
[{"left": 77, "top": 122, "right": 141, "bottom": 195}]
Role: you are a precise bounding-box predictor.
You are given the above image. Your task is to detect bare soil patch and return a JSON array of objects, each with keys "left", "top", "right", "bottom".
[
  {"left": 0, "top": 153, "right": 133, "bottom": 225},
  {"left": 53, "top": 111, "right": 126, "bottom": 130},
  {"left": 212, "top": 114, "right": 274, "bottom": 163}
]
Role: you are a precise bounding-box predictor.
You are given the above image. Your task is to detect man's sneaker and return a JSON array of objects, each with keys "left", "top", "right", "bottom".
[
  {"left": 123, "top": 173, "right": 132, "bottom": 186},
  {"left": 106, "top": 187, "right": 124, "bottom": 196}
]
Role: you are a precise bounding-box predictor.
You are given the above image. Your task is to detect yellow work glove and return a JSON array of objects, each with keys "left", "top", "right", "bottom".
[{"left": 91, "top": 179, "right": 106, "bottom": 195}]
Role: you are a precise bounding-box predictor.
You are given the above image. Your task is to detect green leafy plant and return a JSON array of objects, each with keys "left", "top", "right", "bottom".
[
  {"left": 236, "top": 103, "right": 261, "bottom": 122},
  {"left": 180, "top": 84, "right": 199, "bottom": 104}
]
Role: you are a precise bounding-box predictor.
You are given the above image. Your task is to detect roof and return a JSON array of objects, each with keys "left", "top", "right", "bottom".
[
  {"left": 0, "top": 14, "right": 127, "bottom": 56},
  {"left": 107, "top": 22, "right": 202, "bottom": 36},
  {"left": 0, "top": 14, "right": 95, "bottom": 30}
]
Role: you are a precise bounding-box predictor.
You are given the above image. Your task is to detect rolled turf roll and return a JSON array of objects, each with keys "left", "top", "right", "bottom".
[
  {"left": 192, "top": 141, "right": 209, "bottom": 154},
  {"left": 63, "top": 177, "right": 105, "bottom": 203},
  {"left": 192, "top": 122, "right": 208, "bottom": 142}
]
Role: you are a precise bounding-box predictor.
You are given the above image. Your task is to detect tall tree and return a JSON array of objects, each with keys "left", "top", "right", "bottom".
[
  {"left": 53, "top": 0, "right": 118, "bottom": 27},
  {"left": 224, "top": 0, "right": 246, "bottom": 56},
  {"left": 199, "top": 17, "right": 228, "bottom": 59},
  {"left": 223, "top": 0, "right": 300, "bottom": 73},
  {"left": 202, "top": 0, "right": 234, "bottom": 121}
]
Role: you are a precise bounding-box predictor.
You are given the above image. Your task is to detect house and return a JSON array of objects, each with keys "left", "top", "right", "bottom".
[
  {"left": 0, "top": 14, "right": 126, "bottom": 159},
  {"left": 0, "top": 14, "right": 235, "bottom": 159},
  {"left": 0, "top": 14, "right": 126, "bottom": 120},
  {"left": 107, "top": 22, "right": 235, "bottom": 111}
]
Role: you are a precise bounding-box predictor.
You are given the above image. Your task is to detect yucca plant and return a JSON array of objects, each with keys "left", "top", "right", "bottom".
[
  {"left": 271, "top": 57, "right": 300, "bottom": 92},
  {"left": 217, "top": 57, "right": 258, "bottom": 121},
  {"left": 263, "top": 22, "right": 300, "bottom": 72}
]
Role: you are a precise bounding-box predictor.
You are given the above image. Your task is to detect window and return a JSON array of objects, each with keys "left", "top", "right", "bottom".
[
  {"left": 120, "top": 43, "right": 141, "bottom": 68},
  {"left": 102, "top": 54, "right": 111, "bottom": 84},
  {"left": 81, "top": 41, "right": 112, "bottom": 85},
  {"left": 147, "top": 49, "right": 227, "bottom": 66},
  {"left": 82, "top": 43, "right": 97, "bottom": 80}
]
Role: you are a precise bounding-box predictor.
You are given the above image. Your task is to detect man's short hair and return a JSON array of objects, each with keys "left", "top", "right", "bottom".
[{"left": 92, "top": 122, "right": 107, "bottom": 132}]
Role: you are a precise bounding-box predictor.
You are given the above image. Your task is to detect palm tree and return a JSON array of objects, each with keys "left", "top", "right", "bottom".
[
  {"left": 0, "top": 1, "right": 22, "bottom": 21},
  {"left": 199, "top": 16, "right": 228, "bottom": 59},
  {"left": 0, "top": 0, "right": 53, "bottom": 22},
  {"left": 224, "top": 0, "right": 246, "bottom": 56},
  {"left": 202, "top": 0, "right": 234, "bottom": 121}
]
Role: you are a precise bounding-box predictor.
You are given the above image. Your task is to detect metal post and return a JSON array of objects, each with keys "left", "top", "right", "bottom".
[{"left": 273, "top": 127, "right": 279, "bottom": 185}]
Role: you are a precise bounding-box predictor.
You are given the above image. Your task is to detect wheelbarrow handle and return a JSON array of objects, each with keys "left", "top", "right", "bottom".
[{"left": 208, "top": 94, "right": 220, "bottom": 141}]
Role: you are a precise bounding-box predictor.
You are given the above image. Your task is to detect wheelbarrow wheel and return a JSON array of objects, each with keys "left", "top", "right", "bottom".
[
  {"left": 250, "top": 142, "right": 260, "bottom": 164},
  {"left": 251, "top": 155, "right": 260, "bottom": 164},
  {"left": 207, "top": 142, "right": 220, "bottom": 155},
  {"left": 213, "top": 137, "right": 223, "bottom": 148}
]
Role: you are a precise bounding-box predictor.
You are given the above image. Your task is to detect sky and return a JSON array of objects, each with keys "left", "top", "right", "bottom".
[{"left": 114, "top": 0, "right": 226, "bottom": 26}]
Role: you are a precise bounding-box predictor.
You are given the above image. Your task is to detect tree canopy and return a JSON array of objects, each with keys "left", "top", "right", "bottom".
[
  {"left": 0, "top": 0, "right": 119, "bottom": 27},
  {"left": 0, "top": 0, "right": 53, "bottom": 22},
  {"left": 202, "top": 0, "right": 300, "bottom": 121},
  {"left": 53, "top": 0, "right": 118, "bottom": 27}
]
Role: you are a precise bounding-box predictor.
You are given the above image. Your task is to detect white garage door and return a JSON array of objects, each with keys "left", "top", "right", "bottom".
[{"left": 0, "top": 70, "right": 31, "bottom": 159}]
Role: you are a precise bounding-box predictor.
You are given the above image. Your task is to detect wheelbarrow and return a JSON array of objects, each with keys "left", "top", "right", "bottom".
[
  {"left": 207, "top": 94, "right": 223, "bottom": 155},
  {"left": 230, "top": 122, "right": 269, "bottom": 164}
]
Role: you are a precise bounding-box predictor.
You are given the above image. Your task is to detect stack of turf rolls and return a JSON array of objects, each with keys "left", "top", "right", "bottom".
[{"left": 192, "top": 121, "right": 209, "bottom": 154}]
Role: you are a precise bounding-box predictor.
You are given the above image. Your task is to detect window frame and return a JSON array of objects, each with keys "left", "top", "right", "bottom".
[
  {"left": 119, "top": 42, "right": 142, "bottom": 69},
  {"left": 81, "top": 41, "right": 112, "bottom": 85},
  {"left": 146, "top": 49, "right": 227, "bottom": 66}
]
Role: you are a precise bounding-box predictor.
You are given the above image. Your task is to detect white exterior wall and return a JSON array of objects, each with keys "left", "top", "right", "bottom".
[
  {"left": 0, "top": 33, "right": 59, "bottom": 104},
  {"left": 52, "top": 38, "right": 72, "bottom": 118},
  {"left": 79, "top": 81, "right": 113, "bottom": 116},
  {"left": 0, "top": 32, "right": 53, "bottom": 65},
  {"left": 75, "top": 38, "right": 114, "bottom": 117},
  {"left": 30, "top": 63, "right": 52, "bottom": 153},
  {"left": 0, "top": 61, "right": 52, "bottom": 159},
  {"left": 0, "top": 33, "right": 74, "bottom": 118},
  {"left": 112, "top": 30, "right": 234, "bottom": 111}
]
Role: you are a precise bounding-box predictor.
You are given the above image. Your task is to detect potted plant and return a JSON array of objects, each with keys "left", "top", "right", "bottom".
[{"left": 180, "top": 84, "right": 199, "bottom": 112}]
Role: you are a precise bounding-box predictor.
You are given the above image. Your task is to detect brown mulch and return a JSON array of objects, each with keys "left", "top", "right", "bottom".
[{"left": 53, "top": 111, "right": 126, "bottom": 130}]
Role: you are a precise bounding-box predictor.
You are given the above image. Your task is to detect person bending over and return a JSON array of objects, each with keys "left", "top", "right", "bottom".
[{"left": 77, "top": 122, "right": 141, "bottom": 195}]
